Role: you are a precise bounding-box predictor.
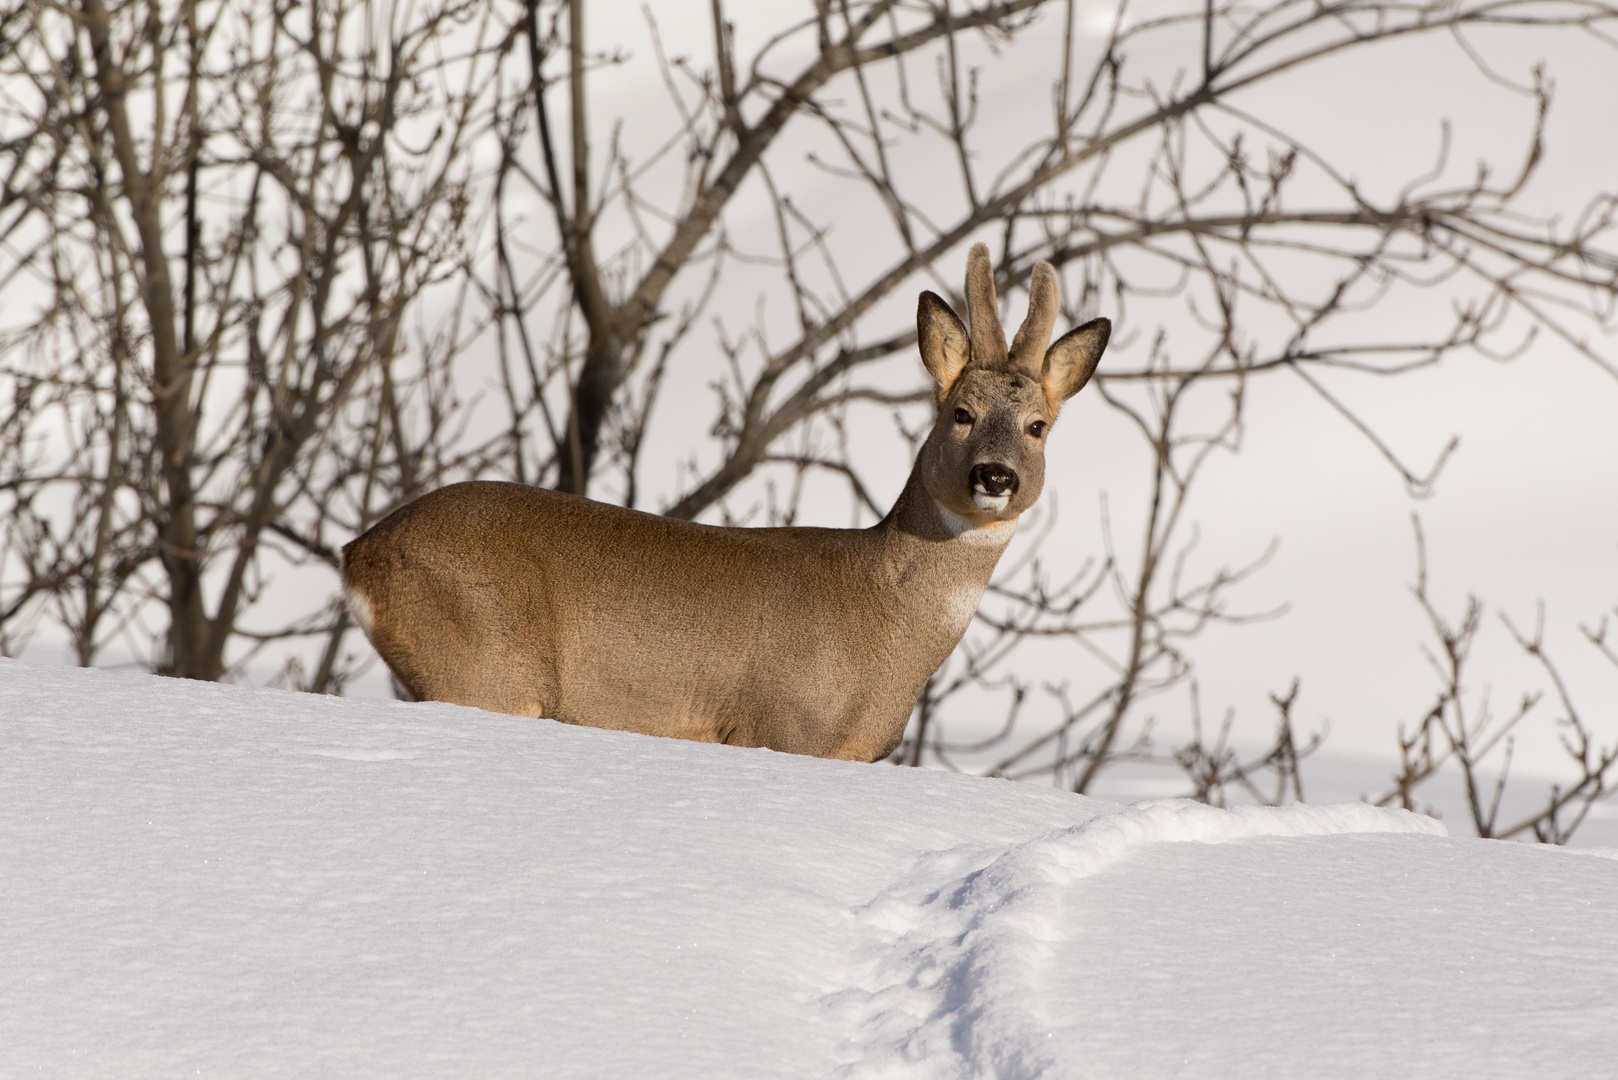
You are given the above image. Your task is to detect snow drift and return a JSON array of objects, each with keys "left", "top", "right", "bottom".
[{"left": 2, "top": 659, "right": 1614, "bottom": 1078}]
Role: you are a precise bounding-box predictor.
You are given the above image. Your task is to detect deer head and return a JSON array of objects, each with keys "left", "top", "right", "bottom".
[{"left": 915, "top": 243, "right": 1110, "bottom": 531}]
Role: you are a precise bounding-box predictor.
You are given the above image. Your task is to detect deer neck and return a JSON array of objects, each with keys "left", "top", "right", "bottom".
[{"left": 870, "top": 459, "right": 1018, "bottom": 635}]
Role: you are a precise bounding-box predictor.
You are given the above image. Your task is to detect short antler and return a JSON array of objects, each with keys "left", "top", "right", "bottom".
[
  {"left": 1009, "top": 261, "right": 1059, "bottom": 376},
  {"left": 964, "top": 243, "right": 1008, "bottom": 368}
]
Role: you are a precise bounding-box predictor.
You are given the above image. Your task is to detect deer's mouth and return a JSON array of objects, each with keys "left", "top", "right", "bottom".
[
  {"left": 969, "top": 462, "right": 1019, "bottom": 513},
  {"left": 972, "top": 491, "right": 1011, "bottom": 512}
]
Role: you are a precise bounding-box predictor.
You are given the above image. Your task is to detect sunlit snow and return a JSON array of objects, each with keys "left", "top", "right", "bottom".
[{"left": 3, "top": 658, "right": 1614, "bottom": 1077}]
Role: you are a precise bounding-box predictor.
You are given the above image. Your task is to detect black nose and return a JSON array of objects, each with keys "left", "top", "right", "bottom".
[{"left": 971, "top": 462, "right": 1019, "bottom": 497}]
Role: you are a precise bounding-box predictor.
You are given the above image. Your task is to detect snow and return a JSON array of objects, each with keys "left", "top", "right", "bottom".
[{"left": 3, "top": 659, "right": 1615, "bottom": 1077}]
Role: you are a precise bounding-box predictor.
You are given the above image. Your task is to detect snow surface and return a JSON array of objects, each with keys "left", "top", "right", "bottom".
[{"left": 3, "top": 658, "right": 1615, "bottom": 1078}]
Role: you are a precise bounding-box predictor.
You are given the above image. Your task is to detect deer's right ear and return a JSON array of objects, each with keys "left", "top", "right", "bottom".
[{"left": 918, "top": 291, "right": 971, "bottom": 401}]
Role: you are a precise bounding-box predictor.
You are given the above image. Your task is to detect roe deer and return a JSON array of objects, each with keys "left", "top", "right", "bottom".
[{"left": 341, "top": 244, "right": 1109, "bottom": 761}]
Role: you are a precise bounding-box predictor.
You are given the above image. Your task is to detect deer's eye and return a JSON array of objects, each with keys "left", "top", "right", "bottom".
[
  {"left": 1029, "top": 420, "right": 1047, "bottom": 438},
  {"left": 954, "top": 408, "right": 973, "bottom": 425}
]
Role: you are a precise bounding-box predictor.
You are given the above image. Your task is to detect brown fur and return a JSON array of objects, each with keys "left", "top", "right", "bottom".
[{"left": 342, "top": 245, "right": 1110, "bottom": 761}]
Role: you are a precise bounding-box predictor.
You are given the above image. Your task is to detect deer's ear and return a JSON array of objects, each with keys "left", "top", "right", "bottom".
[
  {"left": 918, "top": 290, "right": 971, "bottom": 400},
  {"left": 1042, "top": 317, "right": 1110, "bottom": 406}
]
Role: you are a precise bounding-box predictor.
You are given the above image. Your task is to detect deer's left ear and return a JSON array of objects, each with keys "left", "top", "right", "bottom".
[{"left": 1042, "top": 317, "right": 1110, "bottom": 406}]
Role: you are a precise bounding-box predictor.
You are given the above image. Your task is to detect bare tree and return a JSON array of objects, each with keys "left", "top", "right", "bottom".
[
  {"left": 2, "top": 0, "right": 1616, "bottom": 836},
  {"left": 1373, "top": 520, "right": 1618, "bottom": 842},
  {"left": 2, "top": 0, "right": 505, "bottom": 681}
]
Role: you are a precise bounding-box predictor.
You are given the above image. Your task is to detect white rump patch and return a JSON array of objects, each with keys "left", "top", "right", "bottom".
[
  {"left": 937, "top": 505, "right": 1017, "bottom": 548},
  {"left": 343, "top": 584, "right": 375, "bottom": 637}
]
